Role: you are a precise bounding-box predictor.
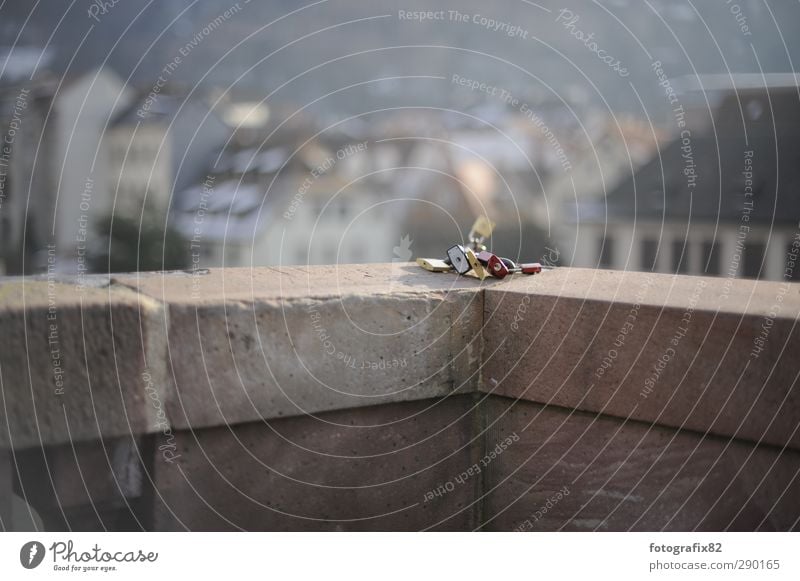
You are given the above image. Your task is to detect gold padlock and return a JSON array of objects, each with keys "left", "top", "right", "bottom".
[
  {"left": 464, "top": 248, "right": 489, "bottom": 280},
  {"left": 469, "top": 216, "right": 496, "bottom": 241},
  {"left": 416, "top": 257, "right": 453, "bottom": 272}
]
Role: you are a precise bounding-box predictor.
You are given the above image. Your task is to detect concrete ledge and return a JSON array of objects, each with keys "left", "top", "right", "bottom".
[
  {"left": 115, "top": 265, "right": 484, "bottom": 431},
  {"left": 3, "top": 265, "right": 798, "bottom": 450},
  {"left": 3, "top": 264, "right": 800, "bottom": 531},
  {"left": 0, "top": 279, "right": 169, "bottom": 449},
  {"left": 1, "top": 265, "right": 486, "bottom": 447},
  {"left": 482, "top": 268, "right": 800, "bottom": 449}
]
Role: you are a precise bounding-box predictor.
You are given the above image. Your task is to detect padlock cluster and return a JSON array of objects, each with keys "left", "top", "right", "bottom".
[{"left": 415, "top": 217, "right": 549, "bottom": 280}]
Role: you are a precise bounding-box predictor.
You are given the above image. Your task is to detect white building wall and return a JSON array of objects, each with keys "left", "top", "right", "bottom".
[
  {"left": 108, "top": 122, "right": 172, "bottom": 216},
  {"left": 53, "top": 69, "right": 132, "bottom": 269}
]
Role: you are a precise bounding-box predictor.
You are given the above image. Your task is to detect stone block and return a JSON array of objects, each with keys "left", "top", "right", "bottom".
[
  {"left": 117, "top": 266, "right": 484, "bottom": 429},
  {"left": 0, "top": 279, "right": 171, "bottom": 448},
  {"left": 481, "top": 398, "right": 800, "bottom": 531},
  {"left": 153, "top": 396, "right": 480, "bottom": 531},
  {"left": 482, "top": 268, "right": 800, "bottom": 449}
]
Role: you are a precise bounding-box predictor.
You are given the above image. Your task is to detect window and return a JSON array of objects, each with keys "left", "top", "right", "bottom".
[
  {"left": 743, "top": 242, "right": 765, "bottom": 279},
  {"left": 671, "top": 239, "right": 688, "bottom": 274},
  {"left": 598, "top": 235, "right": 613, "bottom": 268},
  {"left": 641, "top": 238, "right": 658, "bottom": 271},
  {"left": 701, "top": 240, "right": 720, "bottom": 275}
]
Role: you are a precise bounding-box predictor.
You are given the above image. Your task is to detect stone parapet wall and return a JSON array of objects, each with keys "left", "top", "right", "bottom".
[{"left": 1, "top": 265, "right": 797, "bottom": 530}]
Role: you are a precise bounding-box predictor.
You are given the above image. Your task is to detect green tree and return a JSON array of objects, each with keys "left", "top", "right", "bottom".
[{"left": 90, "top": 200, "right": 187, "bottom": 273}]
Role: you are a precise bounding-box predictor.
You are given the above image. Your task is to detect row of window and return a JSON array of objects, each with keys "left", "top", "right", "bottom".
[{"left": 598, "top": 236, "right": 800, "bottom": 280}]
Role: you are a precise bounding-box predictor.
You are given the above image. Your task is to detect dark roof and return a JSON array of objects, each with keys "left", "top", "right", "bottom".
[
  {"left": 0, "top": 47, "right": 53, "bottom": 87},
  {"left": 581, "top": 88, "right": 800, "bottom": 225}
]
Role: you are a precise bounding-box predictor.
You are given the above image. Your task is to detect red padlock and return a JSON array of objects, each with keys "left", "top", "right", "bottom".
[
  {"left": 516, "top": 262, "right": 543, "bottom": 275},
  {"left": 477, "top": 251, "right": 510, "bottom": 279}
]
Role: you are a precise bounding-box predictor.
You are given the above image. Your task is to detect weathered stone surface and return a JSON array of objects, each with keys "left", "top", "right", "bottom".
[
  {"left": 118, "top": 265, "right": 484, "bottom": 429},
  {"left": 482, "top": 268, "right": 800, "bottom": 449},
  {"left": 3, "top": 265, "right": 799, "bottom": 532},
  {"left": 481, "top": 398, "right": 800, "bottom": 531},
  {"left": 0, "top": 279, "right": 171, "bottom": 448},
  {"left": 7, "top": 265, "right": 794, "bottom": 447},
  {"left": 153, "top": 396, "right": 481, "bottom": 531},
  {"left": 0, "top": 265, "right": 488, "bottom": 444},
  {"left": 114, "top": 263, "right": 487, "bottom": 304}
]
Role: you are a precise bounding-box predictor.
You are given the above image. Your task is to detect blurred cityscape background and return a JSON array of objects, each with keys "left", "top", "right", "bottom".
[{"left": 1, "top": 0, "right": 799, "bottom": 280}]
